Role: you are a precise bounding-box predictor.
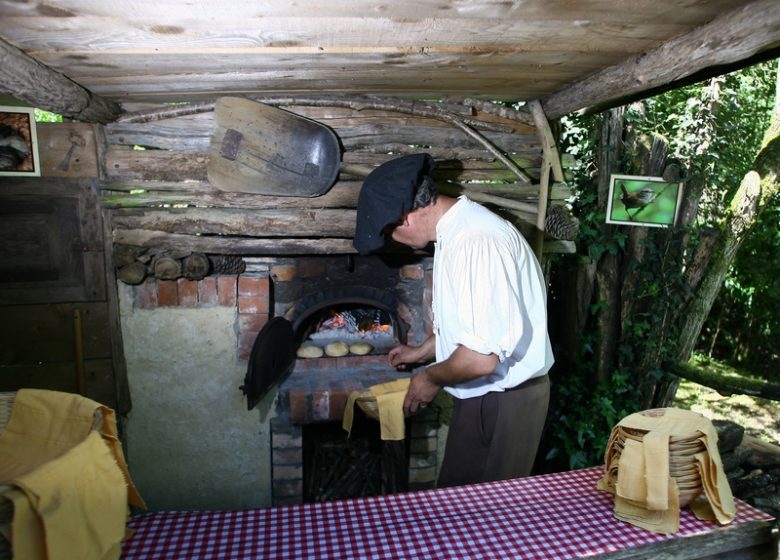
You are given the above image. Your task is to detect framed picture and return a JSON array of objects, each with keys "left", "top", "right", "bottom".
[
  {"left": 606, "top": 174, "right": 683, "bottom": 228},
  {"left": 0, "top": 106, "right": 41, "bottom": 177}
]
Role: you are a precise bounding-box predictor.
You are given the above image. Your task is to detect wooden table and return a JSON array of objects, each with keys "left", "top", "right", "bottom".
[{"left": 120, "top": 466, "right": 777, "bottom": 559}]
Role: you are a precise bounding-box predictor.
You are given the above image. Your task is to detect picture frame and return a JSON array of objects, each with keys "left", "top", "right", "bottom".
[
  {"left": 606, "top": 174, "right": 684, "bottom": 228},
  {"left": 0, "top": 106, "right": 41, "bottom": 177}
]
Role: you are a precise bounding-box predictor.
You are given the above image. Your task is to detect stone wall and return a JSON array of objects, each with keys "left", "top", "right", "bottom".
[{"left": 716, "top": 419, "right": 780, "bottom": 523}]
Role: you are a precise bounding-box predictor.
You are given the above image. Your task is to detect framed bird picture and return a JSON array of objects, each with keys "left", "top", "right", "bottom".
[
  {"left": 0, "top": 106, "right": 41, "bottom": 177},
  {"left": 606, "top": 174, "right": 683, "bottom": 228}
]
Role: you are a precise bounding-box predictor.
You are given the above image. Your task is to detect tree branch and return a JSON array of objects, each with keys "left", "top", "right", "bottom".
[
  {"left": 542, "top": 0, "right": 780, "bottom": 119},
  {"left": 0, "top": 37, "right": 120, "bottom": 123},
  {"left": 669, "top": 361, "right": 780, "bottom": 402}
]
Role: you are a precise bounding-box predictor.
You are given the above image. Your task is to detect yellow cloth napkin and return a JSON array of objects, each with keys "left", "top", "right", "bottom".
[
  {"left": 3, "top": 487, "right": 45, "bottom": 560},
  {"left": 9, "top": 431, "right": 127, "bottom": 560},
  {"left": 0, "top": 389, "right": 144, "bottom": 508},
  {"left": 614, "top": 476, "right": 682, "bottom": 533},
  {"left": 343, "top": 378, "right": 410, "bottom": 441},
  {"left": 611, "top": 437, "right": 681, "bottom": 532},
  {"left": 0, "top": 389, "right": 146, "bottom": 560},
  {"left": 597, "top": 407, "right": 735, "bottom": 534}
]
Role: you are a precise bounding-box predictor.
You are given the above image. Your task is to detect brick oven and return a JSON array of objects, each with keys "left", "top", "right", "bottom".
[
  {"left": 264, "top": 253, "right": 440, "bottom": 505},
  {"left": 130, "top": 252, "right": 442, "bottom": 506}
]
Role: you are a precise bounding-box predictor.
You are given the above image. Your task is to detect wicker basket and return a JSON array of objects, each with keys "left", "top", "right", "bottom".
[
  {"left": 0, "top": 393, "right": 16, "bottom": 560},
  {"left": 354, "top": 391, "right": 381, "bottom": 421}
]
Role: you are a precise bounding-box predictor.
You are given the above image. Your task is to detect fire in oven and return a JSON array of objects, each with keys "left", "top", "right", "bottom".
[
  {"left": 290, "top": 286, "right": 406, "bottom": 360},
  {"left": 241, "top": 286, "right": 406, "bottom": 410},
  {"left": 296, "top": 305, "right": 396, "bottom": 359}
]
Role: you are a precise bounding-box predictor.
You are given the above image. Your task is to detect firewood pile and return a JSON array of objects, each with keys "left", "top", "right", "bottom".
[
  {"left": 716, "top": 419, "right": 780, "bottom": 524},
  {"left": 114, "top": 244, "right": 245, "bottom": 285},
  {"left": 303, "top": 420, "right": 407, "bottom": 503}
]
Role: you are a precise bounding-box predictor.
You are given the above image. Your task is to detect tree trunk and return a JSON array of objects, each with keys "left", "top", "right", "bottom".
[
  {"left": 0, "top": 37, "right": 120, "bottom": 123},
  {"left": 593, "top": 108, "right": 625, "bottom": 384},
  {"left": 677, "top": 172, "right": 762, "bottom": 360},
  {"left": 182, "top": 253, "right": 211, "bottom": 280}
]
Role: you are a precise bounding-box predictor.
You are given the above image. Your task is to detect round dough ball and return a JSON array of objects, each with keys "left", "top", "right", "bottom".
[
  {"left": 324, "top": 341, "right": 350, "bottom": 357},
  {"left": 349, "top": 342, "right": 373, "bottom": 356},
  {"left": 297, "top": 343, "right": 324, "bottom": 359}
]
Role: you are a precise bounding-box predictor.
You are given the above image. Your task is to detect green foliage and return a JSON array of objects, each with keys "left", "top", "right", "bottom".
[
  {"left": 546, "top": 109, "right": 662, "bottom": 469},
  {"left": 34, "top": 109, "right": 62, "bottom": 122},
  {"left": 558, "top": 112, "right": 605, "bottom": 261},
  {"left": 543, "top": 61, "right": 778, "bottom": 471},
  {"left": 694, "top": 62, "right": 780, "bottom": 380},
  {"left": 546, "top": 357, "right": 645, "bottom": 470},
  {"left": 630, "top": 63, "right": 775, "bottom": 218},
  {"left": 701, "top": 190, "right": 780, "bottom": 380}
]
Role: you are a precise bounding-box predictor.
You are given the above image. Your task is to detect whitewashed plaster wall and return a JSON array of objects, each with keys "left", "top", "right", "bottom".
[{"left": 118, "top": 283, "right": 277, "bottom": 511}]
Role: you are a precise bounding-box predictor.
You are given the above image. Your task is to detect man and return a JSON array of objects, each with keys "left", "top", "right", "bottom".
[{"left": 353, "top": 153, "right": 553, "bottom": 487}]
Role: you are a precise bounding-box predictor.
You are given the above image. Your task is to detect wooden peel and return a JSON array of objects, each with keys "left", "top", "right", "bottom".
[{"left": 207, "top": 97, "right": 342, "bottom": 197}]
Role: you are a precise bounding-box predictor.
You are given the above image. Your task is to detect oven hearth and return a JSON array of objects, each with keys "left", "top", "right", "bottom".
[
  {"left": 303, "top": 417, "right": 408, "bottom": 502},
  {"left": 265, "top": 254, "right": 438, "bottom": 505}
]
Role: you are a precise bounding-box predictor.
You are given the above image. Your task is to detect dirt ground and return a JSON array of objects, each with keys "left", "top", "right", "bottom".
[{"left": 673, "top": 379, "right": 780, "bottom": 446}]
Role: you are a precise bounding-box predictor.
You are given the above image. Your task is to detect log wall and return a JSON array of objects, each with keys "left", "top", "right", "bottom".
[{"left": 97, "top": 97, "right": 576, "bottom": 281}]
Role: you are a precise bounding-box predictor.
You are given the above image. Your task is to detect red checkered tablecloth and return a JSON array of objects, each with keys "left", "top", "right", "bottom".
[{"left": 120, "top": 466, "right": 774, "bottom": 560}]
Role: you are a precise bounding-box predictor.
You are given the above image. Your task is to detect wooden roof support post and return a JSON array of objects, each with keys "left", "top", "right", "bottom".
[
  {"left": 0, "top": 37, "right": 120, "bottom": 123},
  {"left": 541, "top": 0, "right": 780, "bottom": 119},
  {"left": 532, "top": 153, "right": 551, "bottom": 260},
  {"left": 527, "top": 100, "right": 565, "bottom": 260}
]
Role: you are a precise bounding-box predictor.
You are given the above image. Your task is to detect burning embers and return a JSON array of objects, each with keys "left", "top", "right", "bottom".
[{"left": 296, "top": 306, "right": 396, "bottom": 358}]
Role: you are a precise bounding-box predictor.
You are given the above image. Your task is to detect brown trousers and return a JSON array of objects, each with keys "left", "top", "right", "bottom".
[{"left": 437, "top": 374, "right": 550, "bottom": 487}]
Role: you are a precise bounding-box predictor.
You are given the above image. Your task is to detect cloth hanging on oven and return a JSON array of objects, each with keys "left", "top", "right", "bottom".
[{"left": 343, "top": 378, "right": 410, "bottom": 441}]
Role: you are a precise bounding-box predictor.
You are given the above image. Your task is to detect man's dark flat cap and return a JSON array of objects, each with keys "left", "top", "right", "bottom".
[{"left": 353, "top": 153, "right": 435, "bottom": 255}]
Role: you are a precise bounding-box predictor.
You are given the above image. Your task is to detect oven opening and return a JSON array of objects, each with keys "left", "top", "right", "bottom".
[
  {"left": 290, "top": 287, "right": 407, "bottom": 357},
  {"left": 297, "top": 305, "right": 397, "bottom": 355}
]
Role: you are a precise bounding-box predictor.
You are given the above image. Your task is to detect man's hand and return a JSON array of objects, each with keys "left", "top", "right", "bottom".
[
  {"left": 403, "top": 368, "right": 442, "bottom": 415},
  {"left": 388, "top": 344, "right": 421, "bottom": 370},
  {"left": 393, "top": 338, "right": 499, "bottom": 415},
  {"left": 388, "top": 336, "right": 435, "bottom": 370},
  {"left": 404, "top": 345, "right": 499, "bottom": 415}
]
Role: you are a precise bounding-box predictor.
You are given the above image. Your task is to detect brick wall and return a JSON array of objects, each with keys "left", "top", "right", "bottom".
[{"left": 133, "top": 273, "right": 270, "bottom": 362}]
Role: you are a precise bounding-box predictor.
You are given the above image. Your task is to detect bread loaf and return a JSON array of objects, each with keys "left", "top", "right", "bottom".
[
  {"left": 349, "top": 342, "right": 373, "bottom": 355},
  {"left": 297, "top": 343, "right": 324, "bottom": 359},
  {"left": 324, "top": 341, "right": 350, "bottom": 357}
]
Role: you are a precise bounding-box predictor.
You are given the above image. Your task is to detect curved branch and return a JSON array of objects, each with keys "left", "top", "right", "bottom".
[
  {"left": 118, "top": 95, "right": 533, "bottom": 183},
  {"left": 456, "top": 97, "right": 535, "bottom": 126}
]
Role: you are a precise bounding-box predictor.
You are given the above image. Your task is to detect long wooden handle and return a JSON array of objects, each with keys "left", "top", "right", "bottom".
[{"left": 73, "top": 308, "right": 86, "bottom": 395}]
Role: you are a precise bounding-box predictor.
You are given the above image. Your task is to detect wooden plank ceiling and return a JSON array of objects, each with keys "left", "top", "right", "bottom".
[{"left": 1, "top": 0, "right": 779, "bottom": 122}]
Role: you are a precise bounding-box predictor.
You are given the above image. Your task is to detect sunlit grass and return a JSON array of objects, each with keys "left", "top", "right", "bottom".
[{"left": 674, "top": 377, "right": 780, "bottom": 446}]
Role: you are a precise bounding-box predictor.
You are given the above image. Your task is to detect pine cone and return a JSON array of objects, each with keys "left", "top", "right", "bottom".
[
  {"left": 544, "top": 205, "right": 580, "bottom": 241},
  {"left": 209, "top": 255, "right": 246, "bottom": 274}
]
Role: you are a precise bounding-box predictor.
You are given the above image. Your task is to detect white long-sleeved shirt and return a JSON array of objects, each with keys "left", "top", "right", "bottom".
[{"left": 432, "top": 196, "right": 554, "bottom": 399}]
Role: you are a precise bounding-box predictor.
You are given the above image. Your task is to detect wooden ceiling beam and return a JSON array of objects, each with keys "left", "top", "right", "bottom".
[
  {"left": 0, "top": 37, "right": 120, "bottom": 123},
  {"left": 541, "top": 0, "right": 780, "bottom": 120}
]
